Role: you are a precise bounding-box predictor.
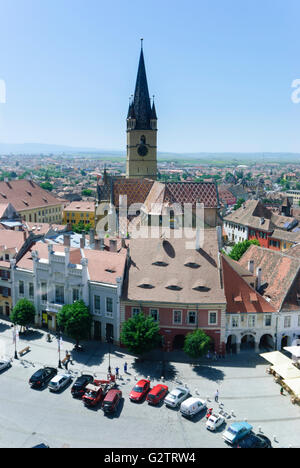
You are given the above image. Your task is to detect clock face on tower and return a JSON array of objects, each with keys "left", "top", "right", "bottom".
[{"left": 137, "top": 144, "right": 148, "bottom": 157}]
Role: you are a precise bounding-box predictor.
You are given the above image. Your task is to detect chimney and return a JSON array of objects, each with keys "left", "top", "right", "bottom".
[
  {"left": 256, "top": 267, "right": 262, "bottom": 290},
  {"left": 216, "top": 226, "right": 222, "bottom": 252},
  {"left": 109, "top": 239, "right": 117, "bottom": 253},
  {"left": 248, "top": 260, "right": 254, "bottom": 274},
  {"left": 80, "top": 233, "right": 85, "bottom": 249},
  {"left": 89, "top": 229, "right": 95, "bottom": 246},
  {"left": 63, "top": 234, "right": 71, "bottom": 247}
]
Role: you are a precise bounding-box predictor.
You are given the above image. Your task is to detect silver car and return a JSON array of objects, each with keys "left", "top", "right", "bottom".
[
  {"left": 164, "top": 386, "right": 190, "bottom": 408},
  {"left": 48, "top": 373, "right": 72, "bottom": 392}
]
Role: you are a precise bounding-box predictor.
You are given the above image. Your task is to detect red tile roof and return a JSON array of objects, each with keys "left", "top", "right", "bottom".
[
  {"left": 0, "top": 179, "right": 63, "bottom": 212},
  {"left": 222, "top": 254, "right": 276, "bottom": 314}
]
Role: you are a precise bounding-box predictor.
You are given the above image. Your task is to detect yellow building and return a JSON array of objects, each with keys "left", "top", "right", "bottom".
[{"left": 63, "top": 201, "right": 95, "bottom": 228}]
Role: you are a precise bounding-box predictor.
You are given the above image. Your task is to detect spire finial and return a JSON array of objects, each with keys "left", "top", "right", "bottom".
[{"left": 140, "top": 38, "right": 143, "bottom": 49}]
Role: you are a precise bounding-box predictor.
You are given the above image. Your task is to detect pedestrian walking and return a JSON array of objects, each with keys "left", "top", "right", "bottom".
[
  {"left": 214, "top": 351, "right": 218, "bottom": 361},
  {"left": 214, "top": 389, "right": 219, "bottom": 402},
  {"left": 115, "top": 366, "right": 119, "bottom": 378},
  {"left": 124, "top": 362, "right": 128, "bottom": 374},
  {"left": 280, "top": 386, "right": 284, "bottom": 395},
  {"left": 108, "top": 365, "right": 111, "bottom": 375}
]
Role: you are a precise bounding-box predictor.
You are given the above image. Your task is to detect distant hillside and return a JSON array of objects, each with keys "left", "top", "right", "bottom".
[{"left": 0, "top": 142, "right": 299, "bottom": 163}]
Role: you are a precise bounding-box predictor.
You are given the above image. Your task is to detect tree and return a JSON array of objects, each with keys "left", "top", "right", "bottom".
[
  {"left": 233, "top": 198, "right": 245, "bottom": 210},
  {"left": 11, "top": 299, "right": 36, "bottom": 330},
  {"left": 57, "top": 300, "right": 92, "bottom": 347},
  {"left": 40, "top": 181, "right": 53, "bottom": 191},
  {"left": 120, "top": 313, "right": 162, "bottom": 356},
  {"left": 183, "top": 329, "right": 211, "bottom": 359},
  {"left": 229, "top": 239, "right": 260, "bottom": 261},
  {"left": 82, "top": 189, "right": 93, "bottom": 197}
]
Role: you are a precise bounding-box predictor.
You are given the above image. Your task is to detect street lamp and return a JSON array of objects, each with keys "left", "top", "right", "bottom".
[
  {"left": 106, "top": 334, "right": 113, "bottom": 374},
  {"left": 13, "top": 324, "right": 18, "bottom": 359},
  {"left": 57, "top": 329, "right": 62, "bottom": 369}
]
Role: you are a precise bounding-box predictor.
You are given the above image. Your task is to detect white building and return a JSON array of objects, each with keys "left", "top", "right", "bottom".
[{"left": 12, "top": 241, "right": 127, "bottom": 344}]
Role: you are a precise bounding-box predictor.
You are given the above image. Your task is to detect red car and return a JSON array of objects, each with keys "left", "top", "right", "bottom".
[
  {"left": 129, "top": 379, "right": 150, "bottom": 402},
  {"left": 146, "top": 384, "right": 168, "bottom": 405},
  {"left": 82, "top": 383, "right": 105, "bottom": 407}
]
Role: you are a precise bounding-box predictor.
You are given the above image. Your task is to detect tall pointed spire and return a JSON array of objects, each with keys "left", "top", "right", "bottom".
[{"left": 132, "top": 40, "right": 152, "bottom": 130}]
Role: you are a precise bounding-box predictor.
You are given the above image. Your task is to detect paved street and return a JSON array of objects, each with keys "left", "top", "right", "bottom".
[{"left": 0, "top": 320, "right": 299, "bottom": 448}]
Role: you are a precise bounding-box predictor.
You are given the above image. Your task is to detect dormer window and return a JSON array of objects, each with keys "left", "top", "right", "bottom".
[
  {"left": 166, "top": 284, "right": 182, "bottom": 291},
  {"left": 138, "top": 283, "right": 155, "bottom": 289},
  {"left": 152, "top": 261, "right": 168, "bottom": 267},
  {"left": 184, "top": 262, "right": 200, "bottom": 269}
]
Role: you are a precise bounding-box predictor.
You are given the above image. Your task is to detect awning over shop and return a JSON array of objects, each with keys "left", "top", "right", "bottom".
[
  {"left": 260, "top": 351, "right": 292, "bottom": 366},
  {"left": 284, "top": 346, "right": 300, "bottom": 358},
  {"left": 271, "top": 365, "right": 300, "bottom": 380},
  {"left": 283, "top": 378, "right": 300, "bottom": 398}
]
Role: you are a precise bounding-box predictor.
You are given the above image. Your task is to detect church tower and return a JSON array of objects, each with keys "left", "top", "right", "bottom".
[{"left": 126, "top": 41, "right": 157, "bottom": 179}]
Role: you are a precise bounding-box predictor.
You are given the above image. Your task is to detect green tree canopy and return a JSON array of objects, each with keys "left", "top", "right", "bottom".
[
  {"left": 183, "top": 329, "right": 211, "bottom": 359},
  {"left": 40, "top": 181, "right": 53, "bottom": 191},
  {"left": 11, "top": 299, "right": 36, "bottom": 328},
  {"left": 229, "top": 239, "right": 260, "bottom": 261},
  {"left": 120, "top": 313, "right": 161, "bottom": 355},
  {"left": 233, "top": 198, "right": 245, "bottom": 210},
  {"left": 57, "top": 300, "right": 92, "bottom": 346}
]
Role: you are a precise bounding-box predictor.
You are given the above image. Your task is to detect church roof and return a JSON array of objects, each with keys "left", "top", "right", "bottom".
[{"left": 132, "top": 48, "right": 153, "bottom": 130}]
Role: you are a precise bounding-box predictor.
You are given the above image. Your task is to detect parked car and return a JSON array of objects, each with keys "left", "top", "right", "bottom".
[
  {"left": 29, "top": 367, "right": 57, "bottom": 388},
  {"left": 237, "top": 432, "right": 272, "bottom": 448},
  {"left": 180, "top": 397, "right": 206, "bottom": 418},
  {"left": 0, "top": 359, "right": 11, "bottom": 372},
  {"left": 164, "top": 386, "right": 190, "bottom": 408},
  {"left": 82, "top": 383, "right": 106, "bottom": 407},
  {"left": 48, "top": 373, "right": 72, "bottom": 392},
  {"left": 71, "top": 374, "right": 94, "bottom": 398},
  {"left": 223, "top": 422, "right": 253, "bottom": 445},
  {"left": 146, "top": 384, "right": 168, "bottom": 405},
  {"left": 206, "top": 413, "right": 226, "bottom": 431},
  {"left": 129, "top": 379, "right": 150, "bottom": 402},
  {"left": 102, "top": 389, "right": 122, "bottom": 414},
  {"left": 82, "top": 378, "right": 115, "bottom": 407}
]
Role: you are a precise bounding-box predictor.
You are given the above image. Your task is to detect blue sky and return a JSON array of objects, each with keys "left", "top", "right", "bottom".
[{"left": 0, "top": 0, "right": 300, "bottom": 153}]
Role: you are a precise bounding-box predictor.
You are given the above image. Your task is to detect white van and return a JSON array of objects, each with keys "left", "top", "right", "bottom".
[{"left": 180, "top": 397, "right": 207, "bottom": 418}]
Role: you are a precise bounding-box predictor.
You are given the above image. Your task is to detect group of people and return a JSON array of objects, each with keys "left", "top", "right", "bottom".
[{"left": 108, "top": 362, "right": 128, "bottom": 378}]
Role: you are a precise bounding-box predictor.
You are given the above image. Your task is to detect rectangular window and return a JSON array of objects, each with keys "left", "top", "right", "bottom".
[
  {"left": 41, "top": 282, "right": 47, "bottom": 302},
  {"left": 232, "top": 316, "right": 239, "bottom": 328},
  {"left": 55, "top": 285, "right": 64, "bottom": 304},
  {"left": 73, "top": 289, "right": 79, "bottom": 302},
  {"left": 264, "top": 314, "right": 272, "bottom": 327},
  {"left": 132, "top": 307, "right": 140, "bottom": 317},
  {"left": 248, "top": 315, "right": 256, "bottom": 327},
  {"left": 284, "top": 316, "right": 291, "bottom": 328},
  {"left": 209, "top": 311, "right": 217, "bottom": 325},
  {"left": 150, "top": 309, "right": 159, "bottom": 322},
  {"left": 106, "top": 297, "right": 113, "bottom": 316},
  {"left": 173, "top": 310, "right": 182, "bottom": 325},
  {"left": 29, "top": 283, "right": 34, "bottom": 298},
  {"left": 94, "top": 295, "right": 100, "bottom": 312},
  {"left": 19, "top": 280, "right": 24, "bottom": 295},
  {"left": 188, "top": 311, "right": 196, "bottom": 325}
]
